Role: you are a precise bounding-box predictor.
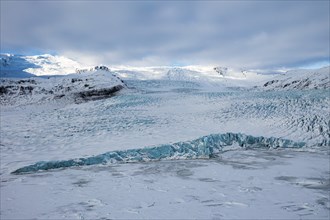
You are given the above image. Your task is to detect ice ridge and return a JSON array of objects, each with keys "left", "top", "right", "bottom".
[{"left": 12, "top": 133, "right": 306, "bottom": 174}]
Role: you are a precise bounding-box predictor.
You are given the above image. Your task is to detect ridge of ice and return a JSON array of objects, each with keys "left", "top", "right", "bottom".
[{"left": 12, "top": 132, "right": 306, "bottom": 174}]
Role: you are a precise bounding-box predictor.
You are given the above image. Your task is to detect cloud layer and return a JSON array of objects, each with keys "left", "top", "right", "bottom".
[{"left": 1, "top": 1, "right": 329, "bottom": 68}]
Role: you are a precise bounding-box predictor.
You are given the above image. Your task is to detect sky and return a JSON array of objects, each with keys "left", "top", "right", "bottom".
[{"left": 1, "top": 0, "right": 329, "bottom": 69}]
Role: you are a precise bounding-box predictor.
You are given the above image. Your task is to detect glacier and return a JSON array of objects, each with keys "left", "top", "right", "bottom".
[
  {"left": 12, "top": 132, "right": 305, "bottom": 174},
  {"left": 1, "top": 55, "right": 330, "bottom": 219}
]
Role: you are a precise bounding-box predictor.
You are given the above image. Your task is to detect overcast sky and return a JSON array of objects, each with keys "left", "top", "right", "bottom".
[{"left": 1, "top": 0, "right": 329, "bottom": 69}]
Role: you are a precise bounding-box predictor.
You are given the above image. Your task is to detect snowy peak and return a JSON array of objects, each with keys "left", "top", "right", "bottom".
[
  {"left": 24, "top": 54, "right": 82, "bottom": 76},
  {"left": 1, "top": 54, "right": 37, "bottom": 78},
  {"left": 0, "top": 54, "right": 82, "bottom": 77}
]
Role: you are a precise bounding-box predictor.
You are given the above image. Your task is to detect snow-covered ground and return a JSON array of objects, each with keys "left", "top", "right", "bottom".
[
  {"left": 2, "top": 150, "right": 329, "bottom": 219},
  {"left": 0, "top": 55, "right": 329, "bottom": 219}
]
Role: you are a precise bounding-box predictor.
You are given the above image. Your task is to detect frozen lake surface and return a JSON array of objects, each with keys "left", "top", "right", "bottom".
[
  {"left": 1, "top": 79, "right": 329, "bottom": 219},
  {"left": 2, "top": 150, "right": 329, "bottom": 219}
]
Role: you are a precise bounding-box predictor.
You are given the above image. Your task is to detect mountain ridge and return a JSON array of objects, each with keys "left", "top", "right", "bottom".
[{"left": 1, "top": 53, "right": 329, "bottom": 90}]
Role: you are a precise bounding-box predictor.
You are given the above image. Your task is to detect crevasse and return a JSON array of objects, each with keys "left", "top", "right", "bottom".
[{"left": 12, "top": 132, "right": 305, "bottom": 174}]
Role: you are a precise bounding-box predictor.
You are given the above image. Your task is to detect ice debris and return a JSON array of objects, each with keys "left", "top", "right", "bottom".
[{"left": 12, "top": 132, "right": 306, "bottom": 174}]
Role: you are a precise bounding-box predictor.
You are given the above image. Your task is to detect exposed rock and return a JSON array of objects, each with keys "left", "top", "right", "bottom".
[{"left": 75, "top": 85, "right": 124, "bottom": 103}]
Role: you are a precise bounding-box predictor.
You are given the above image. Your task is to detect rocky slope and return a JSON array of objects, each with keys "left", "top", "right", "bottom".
[
  {"left": 262, "top": 66, "right": 330, "bottom": 90},
  {"left": 0, "top": 68, "right": 125, "bottom": 106}
]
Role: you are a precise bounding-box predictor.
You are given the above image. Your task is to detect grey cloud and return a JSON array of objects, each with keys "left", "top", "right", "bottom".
[{"left": 1, "top": 1, "right": 329, "bottom": 68}]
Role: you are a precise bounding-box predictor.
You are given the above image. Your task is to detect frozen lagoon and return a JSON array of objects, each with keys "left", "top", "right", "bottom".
[
  {"left": 1, "top": 79, "right": 329, "bottom": 219},
  {"left": 1, "top": 150, "right": 329, "bottom": 219}
]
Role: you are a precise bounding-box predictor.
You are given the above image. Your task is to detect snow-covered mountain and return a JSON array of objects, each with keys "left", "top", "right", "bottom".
[
  {"left": 0, "top": 68, "right": 125, "bottom": 105},
  {"left": 262, "top": 66, "right": 330, "bottom": 90},
  {"left": 1, "top": 54, "right": 37, "bottom": 78},
  {"left": 1, "top": 53, "right": 323, "bottom": 89},
  {"left": 101, "top": 65, "right": 330, "bottom": 90},
  {"left": 112, "top": 65, "right": 274, "bottom": 88},
  {"left": 1, "top": 54, "right": 127, "bottom": 105},
  {"left": 2, "top": 54, "right": 329, "bottom": 91},
  {"left": 0, "top": 54, "right": 82, "bottom": 77}
]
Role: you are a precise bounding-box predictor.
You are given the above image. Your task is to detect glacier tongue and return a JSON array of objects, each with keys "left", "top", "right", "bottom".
[{"left": 12, "top": 132, "right": 305, "bottom": 174}]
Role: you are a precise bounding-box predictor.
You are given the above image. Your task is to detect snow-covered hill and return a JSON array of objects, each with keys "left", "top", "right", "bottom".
[
  {"left": 0, "top": 69, "right": 125, "bottom": 106},
  {"left": 262, "top": 66, "right": 330, "bottom": 90},
  {"left": 0, "top": 54, "right": 82, "bottom": 77}
]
